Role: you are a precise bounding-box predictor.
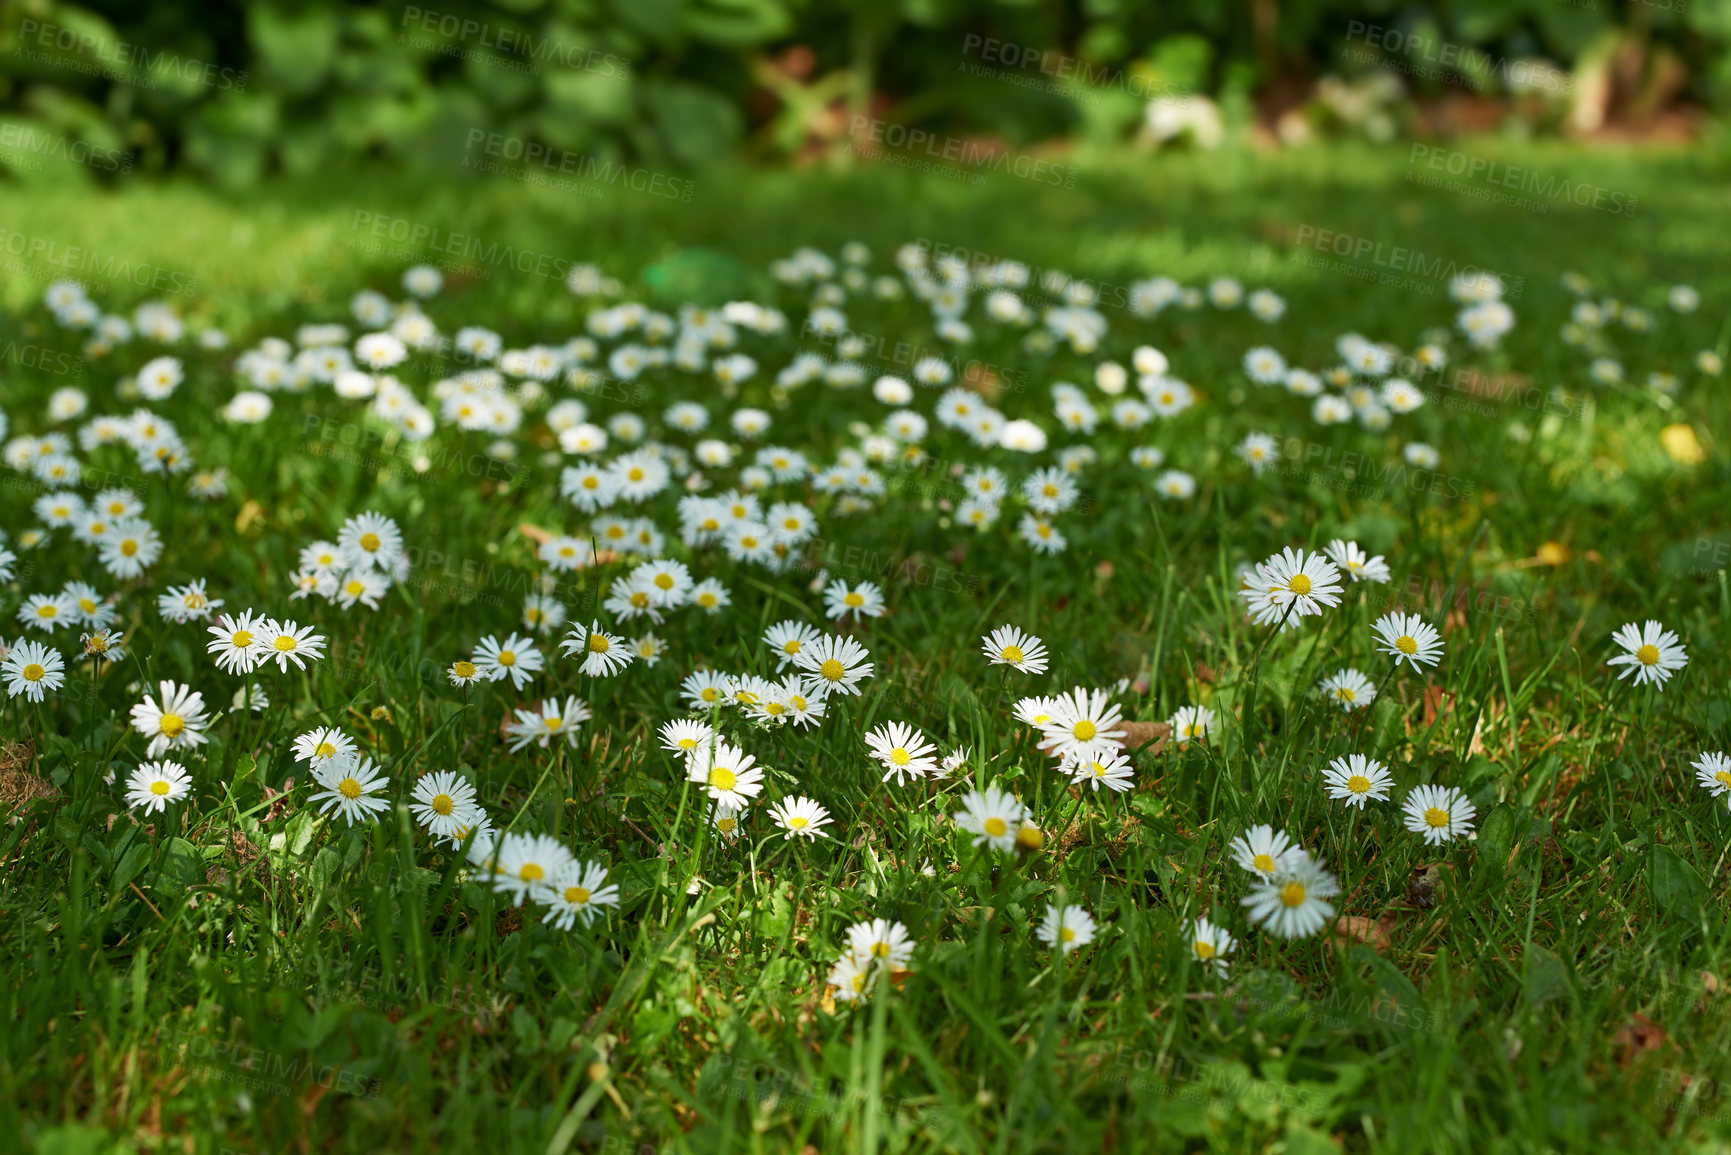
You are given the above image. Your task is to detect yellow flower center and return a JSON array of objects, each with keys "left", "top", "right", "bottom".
[
  {"left": 782, "top": 639, "right": 802, "bottom": 655},
  {"left": 788, "top": 816, "right": 808, "bottom": 829},
  {"left": 518, "top": 863, "right": 544, "bottom": 882},
  {"left": 274, "top": 636, "right": 297, "bottom": 652},
  {"left": 889, "top": 748, "right": 910, "bottom": 766},
  {"left": 1337, "top": 688, "right": 1355, "bottom": 701},
  {"left": 1252, "top": 853, "right": 1275, "bottom": 873},
  {"left": 21, "top": 664, "right": 44, "bottom": 682},
  {"left": 565, "top": 886, "right": 591, "bottom": 905},
  {"left": 453, "top": 660, "right": 476, "bottom": 678},
  {"left": 360, "top": 533, "right": 381, "bottom": 552},
  {"left": 588, "top": 634, "right": 609, "bottom": 653},
  {"left": 709, "top": 767, "right": 738, "bottom": 792},
  {"left": 820, "top": 658, "right": 845, "bottom": 681},
  {"left": 701, "top": 688, "right": 720, "bottom": 702},
  {"left": 1288, "top": 574, "right": 1311, "bottom": 595},
  {"left": 1072, "top": 720, "right": 1096, "bottom": 742},
  {"left": 1195, "top": 940, "right": 1215, "bottom": 959},
  {"left": 844, "top": 592, "right": 864, "bottom": 607},
  {"left": 1060, "top": 927, "right": 1076, "bottom": 943},
  {"left": 1636, "top": 643, "right": 1660, "bottom": 666},
  {"left": 37, "top": 605, "right": 56, "bottom": 619},
  {"left": 984, "top": 817, "right": 1008, "bottom": 838},
  {"left": 315, "top": 742, "right": 336, "bottom": 759},
  {"left": 431, "top": 793, "right": 454, "bottom": 815},
  {"left": 1717, "top": 771, "right": 1731, "bottom": 789},
  {"left": 151, "top": 780, "right": 171, "bottom": 796},
  {"left": 159, "top": 713, "right": 185, "bottom": 736},
  {"left": 630, "top": 592, "right": 650, "bottom": 608},
  {"left": 1001, "top": 645, "right": 1024, "bottom": 664},
  {"left": 338, "top": 778, "right": 363, "bottom": 799},
  {"left": 851, "top": 973, "right": 868, "bottom": 992},
  {"left": 1347, "top": 775, "right": 1371, "bottom": 794},
  {"left": 346, "top": 581, "right": 364, "bottom": 596},
  {"left": 1424, "top": 806, "right": 1450, "bottom": 829},
  {"left": 1279, "top": 882, "right": 1307, "bottom": 908},
  {"left": 1396, "top": 635, "right": 1418, "bottom": 655},
  {"left": 544, "top": 716, "right": 561, "bottom": 730},
  {"left": 87, "top": 636, "right": 109, "bottom": 653},
  {"left": 764, "top": 702, "right": 784, "bottom": 716},
  {"left": 498, "top": 650, "right": 516, "bottom": 666}
]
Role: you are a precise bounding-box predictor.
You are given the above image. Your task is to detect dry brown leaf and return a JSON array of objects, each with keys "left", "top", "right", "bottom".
[
  {"left": 1334, "top": 915, "right": 1392, "bottom": 953},
  {"left": 1612, "top": 1013, "right": 1671, "bottom": 1070},
  {"left": 1119, "top": 722, "right": 1170, "bottom": 755}
]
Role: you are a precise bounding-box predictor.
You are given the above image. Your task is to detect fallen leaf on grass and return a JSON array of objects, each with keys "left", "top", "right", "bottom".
[
  {"left": 1612, "top": 1013, "right": 1672, "bottom": 1070},
  {"left": 1118, "top": 722, "right": 1170, "bottom": 754},
  {"left": 1333, "top": 915, "right": 1393, "bottom": 953}
]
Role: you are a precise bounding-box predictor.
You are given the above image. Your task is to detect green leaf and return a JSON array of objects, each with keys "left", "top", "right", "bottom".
[
  {"left": 112, "top": 843, "right": 152, "bottom": 896},
  {"left": 1648, "top": 844, "right": 1707, "bottom": 919},
  {"left": 1475, "top": 802, "right": 1517, "bottom": 878},
  {"left": 1524, "top": 944, "right": 1570, "bottom": 1007}
]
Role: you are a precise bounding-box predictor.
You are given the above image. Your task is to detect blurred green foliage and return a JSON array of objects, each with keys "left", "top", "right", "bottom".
[{"left": 0, "top": 0, "right": 1725, "bottom": 187}]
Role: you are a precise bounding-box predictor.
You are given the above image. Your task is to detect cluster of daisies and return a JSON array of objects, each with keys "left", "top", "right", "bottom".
[
  {"left": 1556, "top": 274, "right": 1723, "bottom": 398},
  {"left": 1, "top": 246, "right": 1718, "bottom": 1012}
]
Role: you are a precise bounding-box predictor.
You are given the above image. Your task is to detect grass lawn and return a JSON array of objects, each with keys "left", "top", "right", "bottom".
[{"left": 3, "top": 137, "right": 1731, "bottom": 1155}]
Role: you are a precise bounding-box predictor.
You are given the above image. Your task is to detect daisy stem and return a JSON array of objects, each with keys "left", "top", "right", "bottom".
[
  {"left": 1052, "top": 787, "right": 1087, "bottom": 862},
  {"left": 1240, "top": 602, "right": 1298, "bottom": 787},
  {"left": 1357, "top": 665, "right": 1400, "bottom": 750}
]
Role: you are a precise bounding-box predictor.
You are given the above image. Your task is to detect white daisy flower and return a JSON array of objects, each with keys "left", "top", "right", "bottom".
[
  {"left": 1371, "top": 612, "right": 1444, "bottom": 671},
  {"left": 769, "top": 795, "right": 833, "bottom": 840},
  {"left": 982, "top": 625, "right": 1049, "bottom": 675},
  {"left": 124, "top": 760, "right": 193, "bottom": 814},
  {"left": 1189, "top": 917, "right": 1235, "bottom": 978},
  {"left": 1228, "top": 824, "right": 1293, "bottom": 878},
  {"left": 1606, "top": 620, "right": 1688, "bottom": 689},
  {"left": 687, "top": 740, "right": 764, "bottom": 808},
  {"left": 955, "top": 785, "right": 1027, "bottom": 853},
  {"left": 537, "top": 859, "right": 620, "bottom": 930},
  {"left": 1242, "top": 850, "right": 1339, "bottom": 939},
  {"left": 862, "top": 721, "right": 939, "bottom": 785},
  {"left": 1402, "top": 784, "right": 1476, "bottom": 845},
  {"left": 308, "top": 757, "right": 391, "bottom": 827},
  {"left": 1035, "top": 903, "right": 1096, "bottom": 955},
  {"left": 1321, "top": 754, "right": 1393, "bottom": 809},
  {"left": 129, "top": 681, "right": 209, "bottom": 758}
]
